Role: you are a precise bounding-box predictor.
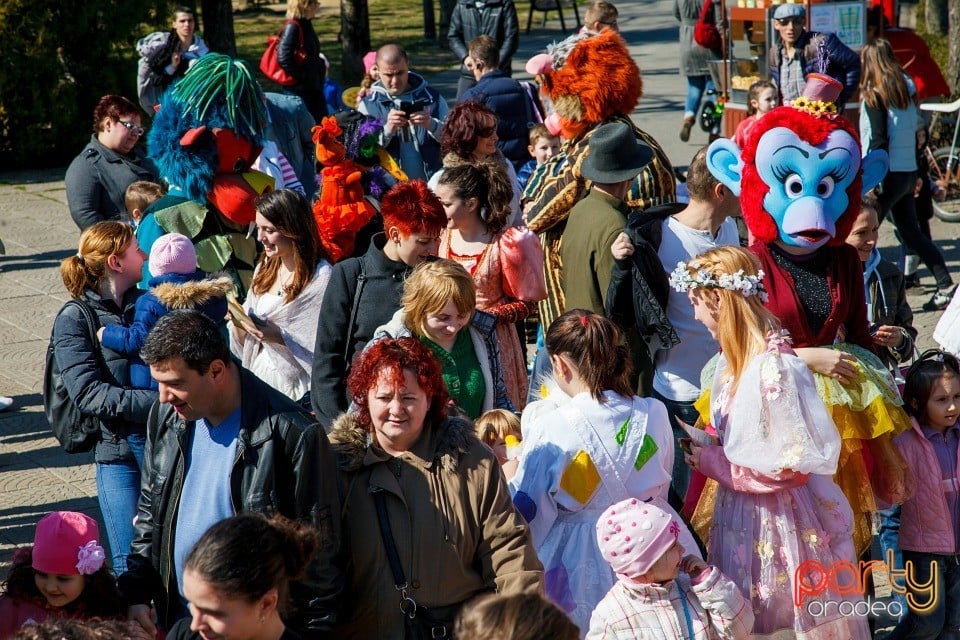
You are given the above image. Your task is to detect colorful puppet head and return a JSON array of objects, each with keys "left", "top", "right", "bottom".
[
  {"left": 147, "top": 54, "right": 271, "bottom": 225},
  {"left": 526, "top": 30, "right": 643, "bottom": 140},
  {"left": 706, "top": 74, "right": 888, "bottom": 250}
]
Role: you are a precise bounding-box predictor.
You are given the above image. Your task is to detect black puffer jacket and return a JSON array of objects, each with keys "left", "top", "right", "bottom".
[
  {"left": 310, "top": 234, "right": 415, "bottom": 429},
  {"left": 118, "top": 368, "right": 342, "bottom": 632},
  {"left": 448, "top": 0, "right": 519, "bottom": 77},
  {"left": 52, "top": 289, "right": 158, "bottom": 463}
]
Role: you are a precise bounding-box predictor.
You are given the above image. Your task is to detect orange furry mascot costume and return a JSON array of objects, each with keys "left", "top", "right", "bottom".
[
  {"left": 312, "top": 116, "right": 377, "bottom": 264},
  {"left": 523, "top": 30, "right": 677, "bottom": 329}
]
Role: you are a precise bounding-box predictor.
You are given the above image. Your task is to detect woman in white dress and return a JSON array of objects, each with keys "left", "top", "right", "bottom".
[
  {"left": 509, "top": 310, "right": 699, "bottom": 636},
  {"left": 230, "top": 189, "right": 331, "bottom": 402}
]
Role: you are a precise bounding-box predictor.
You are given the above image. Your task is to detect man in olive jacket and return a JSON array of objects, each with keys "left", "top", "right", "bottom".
[{"left": 118, "top": 311, "right": 341, "bottom": 637}]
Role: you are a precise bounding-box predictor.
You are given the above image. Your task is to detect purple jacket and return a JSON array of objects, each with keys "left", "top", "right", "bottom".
[{"left": 895, "top": 417, "right": 960, "bottom": 554}]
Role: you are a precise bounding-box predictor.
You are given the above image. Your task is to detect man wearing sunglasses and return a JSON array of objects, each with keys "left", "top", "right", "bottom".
[{"left": 767, "top": 3, "right": 860, "bottom": 108}]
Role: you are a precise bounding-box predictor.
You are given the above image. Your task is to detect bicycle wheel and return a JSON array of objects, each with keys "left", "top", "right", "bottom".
[{"left": 932, "top": 147, "right": 960, "bottom": 223}]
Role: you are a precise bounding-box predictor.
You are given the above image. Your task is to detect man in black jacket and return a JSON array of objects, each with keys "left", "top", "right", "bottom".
[
  {"left": 119, "top": 310, "right": 341, "bottom": 637},
  {"left": 448, "top": 0, "right": 519, "bottom": 99}
]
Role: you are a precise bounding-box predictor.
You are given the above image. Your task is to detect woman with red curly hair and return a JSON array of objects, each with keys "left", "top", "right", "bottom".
[
  {"left": 329, "top": 337, "right": 543, "bottom": 638},
  {"left": 310, "top": 180, "right": 447, "bottom": 428},
  {"left": 428, "top": 101, "right": 521, "bottom": 225}
]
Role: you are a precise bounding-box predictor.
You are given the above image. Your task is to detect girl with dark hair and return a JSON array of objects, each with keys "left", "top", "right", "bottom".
[
  {"left": 54, "top": 222, "right": 157, "bottom": 576},
  {"left": 230, "top": 189, "right": 332, "bottom": 402},
  {"left": 508, "top": 310, "right": 698, "bottom": 633},
  {"left": 428, "top": 101, "right": 521, "bottom": 223},
  {"left": 65, "top": 95, "right": 159, "bottom": 231},
  {"left": 859, "top": 38, "right": 954, "bottom": 310},
  {"left": 0, "top": 512, "right": 139, "bottom": 638},
  {"left": 329, "top": 337, "right": 542, "bottom": 638},
  {"left": 166, "top": 513, "right": 319, "bottom": 640},
  {"left": 310, "top": 180, "right": 447, "bottom": 428},
  {"left": 885, "top": 351, "right": 960, "bottom": 640},
  {"left": 435, "top": 163, "right": 546, "bottom": 409}
]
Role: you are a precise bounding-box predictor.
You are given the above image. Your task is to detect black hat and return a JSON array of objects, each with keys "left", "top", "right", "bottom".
[{"left": 581, "top": 122, "right": 654, "bottom": 184}]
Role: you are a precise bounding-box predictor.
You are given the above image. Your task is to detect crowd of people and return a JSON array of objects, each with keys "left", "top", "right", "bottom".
[{"left": 4, "top": 0, "right": 960, "bottom": 639}]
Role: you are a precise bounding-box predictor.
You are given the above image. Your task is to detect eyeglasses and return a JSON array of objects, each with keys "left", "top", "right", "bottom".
[
  {"left": 476, "top": 121, "right": 498, "bottom": 138},
  {"left": 115, "top": 119, "right": 145, "bottom": 136},
  {"left": 775, "top": 17, "right": 804, "bottom": 26}
]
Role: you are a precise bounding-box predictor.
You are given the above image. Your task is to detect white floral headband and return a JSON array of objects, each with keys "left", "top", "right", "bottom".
[{"left": 669, "top": 262, "right": 769, "bottom": 303}]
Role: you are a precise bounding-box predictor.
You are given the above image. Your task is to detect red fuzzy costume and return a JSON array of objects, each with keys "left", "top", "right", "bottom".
[{"left": 312, "top": 116, "right": 377, "bottom": 264}]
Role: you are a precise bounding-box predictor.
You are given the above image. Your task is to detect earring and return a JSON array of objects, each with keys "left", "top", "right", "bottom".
[
  {"left": 261, "top": 616, "right": 266, "bottom": 625},
  {"left": 480, "top": 206, "right": 488, "bottom": 221}
]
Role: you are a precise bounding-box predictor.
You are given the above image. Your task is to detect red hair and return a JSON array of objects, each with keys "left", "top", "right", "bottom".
[
  {"left": 347, "top": 337, "right": 449, "bottom": 432},
  {"left": 739, "top": 106, "right": 863, "bottom": 246},
  {"left": 440, "top": 101, "right": 496, "bottom": 159},
  {"left": 381, "top": 180, "right": 446, "bottom": 237}
]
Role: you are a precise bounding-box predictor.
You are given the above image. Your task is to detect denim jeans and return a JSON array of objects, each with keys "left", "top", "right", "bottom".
[
  {"left": 96, "top": 433, "right": 145, "bottom": 575},
  {"left": 887, "top": 550, "right": 960, "bottom": 640},
  {"left": 651, "top": 389, "right": 700, "bottom": 511},
  {"left": 878, "top": 505, "right": 907, "bottom": 615},
  {"left": 684, "top": 75, "right": 716, "bottom": 119}
]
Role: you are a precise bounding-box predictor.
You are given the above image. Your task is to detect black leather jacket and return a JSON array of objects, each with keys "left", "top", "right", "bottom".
[
  {"left": 605, "top": 203, "right": 687, "bottom": 358},
  {"left": 118, "top": 368, "right": 342, "bottom": 633},
  {"left": 448, "top": 0, "right": 519, "bottom": 76}
]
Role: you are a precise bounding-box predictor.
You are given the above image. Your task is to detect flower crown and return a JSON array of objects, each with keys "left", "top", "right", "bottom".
[{"left": 669, "top": 262, "right": 769, "bottom": 302}]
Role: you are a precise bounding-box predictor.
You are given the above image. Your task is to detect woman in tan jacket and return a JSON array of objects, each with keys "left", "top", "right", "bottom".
[{"left": 329, "top": 337, "right": 543, "bottom": 639}]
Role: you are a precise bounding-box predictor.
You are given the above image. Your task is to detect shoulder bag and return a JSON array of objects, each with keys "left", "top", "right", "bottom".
[{"left": 260, "top": 20, "right": 305, "bottom": 86}]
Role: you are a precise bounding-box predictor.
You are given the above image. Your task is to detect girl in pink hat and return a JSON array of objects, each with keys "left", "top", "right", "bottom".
[
  {"left": 0, "top": 512, "right": 146, "bottom": 639},
  {"left": 588, "top": 499, "right": 753, "bottom": 639}
]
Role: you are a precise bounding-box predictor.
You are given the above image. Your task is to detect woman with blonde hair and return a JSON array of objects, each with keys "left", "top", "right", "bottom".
[
  {"left": 53, "top": 221, "right": 158, "bottom": 575},
  {"left": 370, "top": 259, "right": 513, "bottom": 418},
  {"left": 859, "top": 38, "right": 954, "bottom": 309},
  {"left": 673, "top": 246, "right": 868, "bottom": 639},
  {"left": 435, "top": 162, "right": 546, "bottom": 410},
  {"left": 277, "top": 0, "right": 327, "bottom": 120}
]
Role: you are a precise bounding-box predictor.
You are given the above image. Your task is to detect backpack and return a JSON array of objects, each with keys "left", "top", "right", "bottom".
[
  {"left": 694, "top": 0, "right": 723, "bottom": 53},
  {"left": 260, "top": 20, "right": 304, "bottom": 86},
  {"left": 42, "top": 300, "right": 104, "bottom": 454}
]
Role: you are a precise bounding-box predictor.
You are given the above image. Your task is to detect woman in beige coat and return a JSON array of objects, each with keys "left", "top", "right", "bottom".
[{"left": 329, "top": 337, "right": 543, "bottom": 639}]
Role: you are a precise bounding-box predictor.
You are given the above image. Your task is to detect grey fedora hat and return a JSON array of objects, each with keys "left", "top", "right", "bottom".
[{"left": 581, "top": 122, "right": 654, "bottom": 184}]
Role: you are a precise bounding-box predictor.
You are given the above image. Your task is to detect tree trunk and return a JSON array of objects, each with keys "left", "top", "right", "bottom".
[
  {"left": 340, "top": 0, "right": 371, "bottom": 84},
  {"left": 201, "top": 0, "right": 237, "bottom": 56},
  {"left": 423, "top": 0, "right": 437, "bottom": 40},
  {"left": 925, "top": 0, "right": 948, "bottom": 34},
  {"left": 950, "top": 0, "right": 960, "bottom": 92}
]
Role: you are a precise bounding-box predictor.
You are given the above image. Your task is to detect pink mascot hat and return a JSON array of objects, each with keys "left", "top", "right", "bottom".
[
  {"left": 802, "top": 73, "right": 843, "bottom": 104},
  {"left": 32, "top": 511, "right": 105, "bottom": 576},
  {"left": 596, "top": 498, "right": 681, "bottom": 580},
  {"left": 149, "top": 232, "right": 197, "bottom": 278}
]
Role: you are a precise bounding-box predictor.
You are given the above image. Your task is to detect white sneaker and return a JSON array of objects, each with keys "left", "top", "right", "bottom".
[{"left": 0, "top": 396, "right": 12, "bottom": 411}]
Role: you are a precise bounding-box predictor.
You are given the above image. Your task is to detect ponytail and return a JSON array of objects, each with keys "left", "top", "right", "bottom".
[
  {"left": 545, "top": 310, "right": 633, "bottom": 400},
  {"left": 60, "top": 221, "right": 134, "bottom": 300}
]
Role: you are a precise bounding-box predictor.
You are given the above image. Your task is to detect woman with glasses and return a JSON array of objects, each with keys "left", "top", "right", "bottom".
[
  {"left": 428, "top": 101, "right": 522, "bottom": 225},
  {"left": 65, "top": 95, "right": 159, "bottom": 231}
]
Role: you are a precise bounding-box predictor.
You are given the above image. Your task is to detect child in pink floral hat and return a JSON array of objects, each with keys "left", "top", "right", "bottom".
[
  {"left": 587, "top": 499, "right": 753, "bottom": 639},
  {"left": 0, "top": 512, "right": 138, "bottom": 639}
]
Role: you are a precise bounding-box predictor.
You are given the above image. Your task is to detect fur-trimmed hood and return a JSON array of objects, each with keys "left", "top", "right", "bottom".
[
  {"left": 329, "top": 412, "right": 478, "bottom": 473},
  {"left": 151, "top": 272, "right": 233, "bottom": 309}
]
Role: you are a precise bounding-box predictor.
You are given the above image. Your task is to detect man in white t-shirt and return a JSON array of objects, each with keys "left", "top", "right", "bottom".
[{"left": 606, "top": 146, "right": 740, "bottom": 509}]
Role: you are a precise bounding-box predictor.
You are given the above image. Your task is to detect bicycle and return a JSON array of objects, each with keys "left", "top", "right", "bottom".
[{"left": 920, "top": 96, "right": 960, "bottom": 223}]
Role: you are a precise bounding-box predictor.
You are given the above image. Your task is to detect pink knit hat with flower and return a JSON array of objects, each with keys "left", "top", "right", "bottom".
[
  {"left": 596, "top": 498, "right": 681, "bottom": 580},
  {"left": 149, "top": 232, "right": 197, "bottom": 278},
  {"left": 32, "top": 511, "right": 105, "bottom": 576},
  {"left": 363, "top": 51, "right": 377, "bottom": 75}
]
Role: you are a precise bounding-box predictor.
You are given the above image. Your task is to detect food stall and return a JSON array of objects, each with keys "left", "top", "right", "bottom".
[{"left": 715, "top": 0, "right": 867, "bottom": 137}]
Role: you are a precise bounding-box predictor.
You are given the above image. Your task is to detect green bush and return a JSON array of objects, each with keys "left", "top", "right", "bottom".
[{"left": 0, "top": 0, "right": 172, "bottom": 169}]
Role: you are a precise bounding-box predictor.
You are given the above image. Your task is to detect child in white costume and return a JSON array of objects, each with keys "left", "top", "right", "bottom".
[{"left": 510, "top": 311, "right": 700, "bottom": 635}]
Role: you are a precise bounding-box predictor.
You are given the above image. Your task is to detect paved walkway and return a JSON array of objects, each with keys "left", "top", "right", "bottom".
[{"left": 1, "top": 0, "right": 957, "bottom": 571}]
